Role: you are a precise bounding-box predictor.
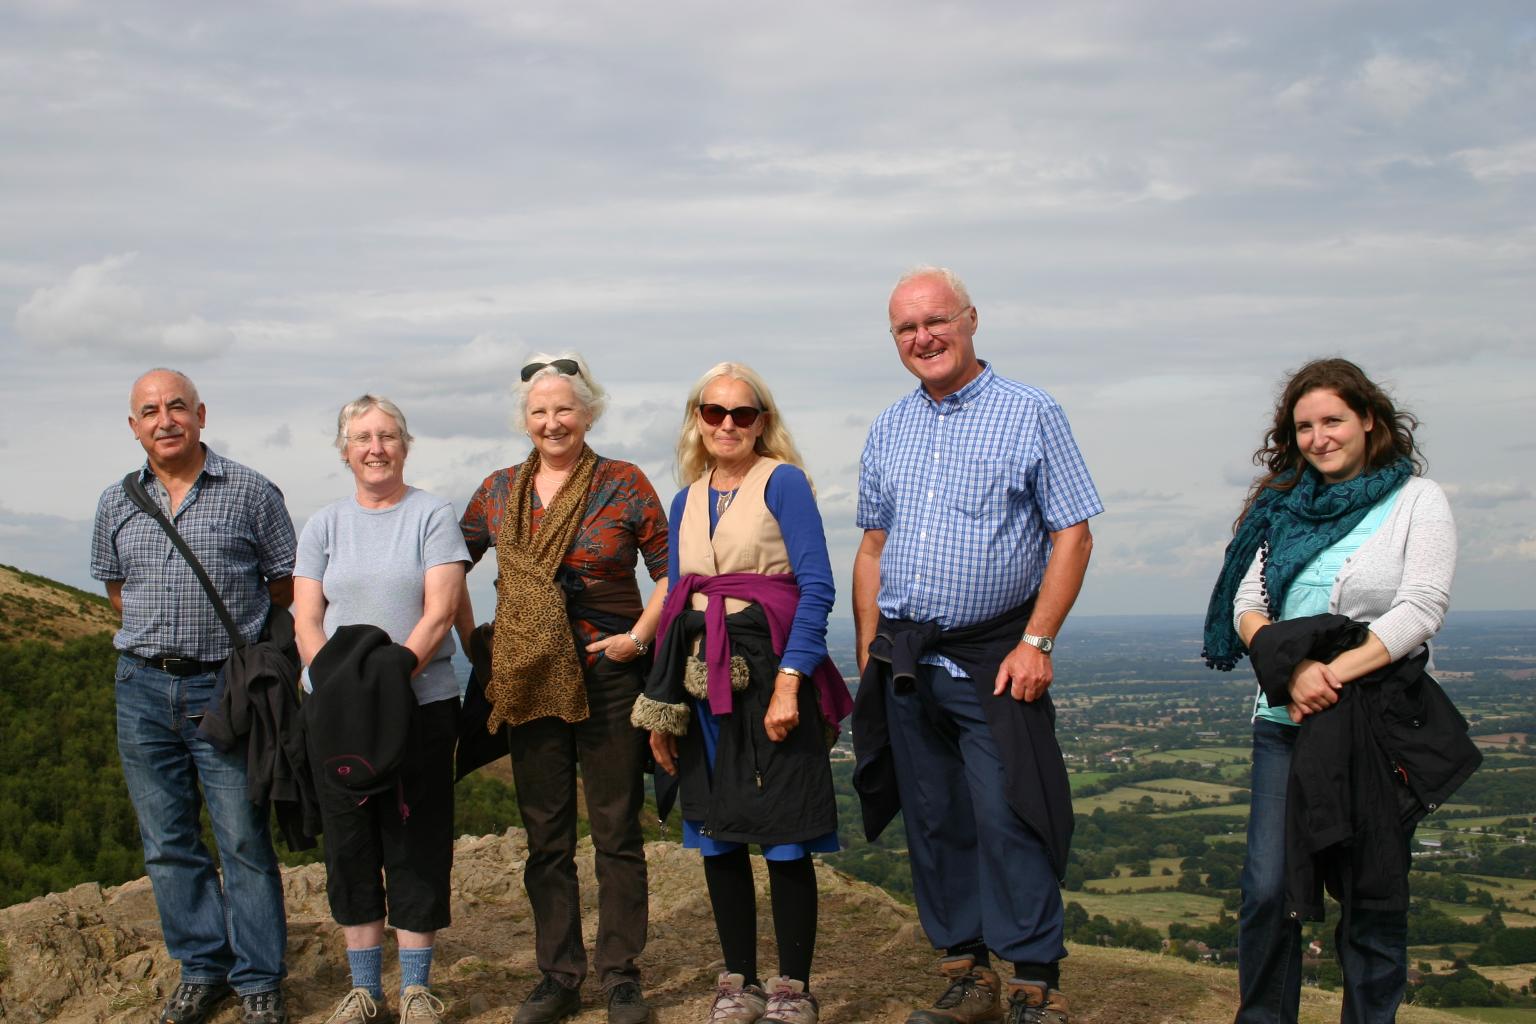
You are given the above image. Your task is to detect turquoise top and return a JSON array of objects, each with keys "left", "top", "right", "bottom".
[{"left": 1253, "top": 485, "right": 1404, "bottom": 726}]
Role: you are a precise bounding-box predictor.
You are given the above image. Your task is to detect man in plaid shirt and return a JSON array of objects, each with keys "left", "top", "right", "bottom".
[
  {"left": 91, "top": 369, "right": 295, "bottom": 1024},
  {"left": 854, "top": 268, "right": 1101, "bottom": 1024}
]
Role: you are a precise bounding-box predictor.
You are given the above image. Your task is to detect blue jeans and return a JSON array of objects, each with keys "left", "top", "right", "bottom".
[
  {"left": 885, "top": 665, "right": 1066, "bottom": 966},
  {"left": 115, "top": 655, "right": 286, "bottom": 995},
  {"left": 1237, "top": 719, "right": 1407, "bottom": 1024}
]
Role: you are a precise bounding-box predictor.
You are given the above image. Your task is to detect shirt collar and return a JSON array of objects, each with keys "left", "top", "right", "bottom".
[
  {"left": 915, "top": 360, "right": 994, "bottom": 411},
  {"left": 137, "top": 443, "right": 222, "bottom": 484}
]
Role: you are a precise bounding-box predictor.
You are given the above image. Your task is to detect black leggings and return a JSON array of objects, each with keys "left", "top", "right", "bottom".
[{"left": 702, "top": 847, "right": 818, "bottom": 987}]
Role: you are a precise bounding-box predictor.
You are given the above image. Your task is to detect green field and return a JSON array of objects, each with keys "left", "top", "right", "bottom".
[
  {"left": 1069, "top": 771, "right": 1116, "bottom": 793},
  {"left": 1134, "top": 778, "right": 1248, "bottom": 801},
  {"left": 1136, "top": 746, "right": 1250, "bottom": 765},
  {"left": 1440, "top": 1009, "right": 1536, "bottom": 1022},
  {"left": 1085, "top": 857, "right": 1190, "bottom": 893},
  {"left": 1065, "top": 890, "right": 1226, "bottom": 930},
  {"left": 1074, "top": 779, "right": 1246, "bottom": 814}
]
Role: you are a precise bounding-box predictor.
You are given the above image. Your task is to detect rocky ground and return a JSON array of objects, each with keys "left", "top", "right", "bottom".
[{"left": 0, "top": 832, "right": 1466, "bottom": 1023}]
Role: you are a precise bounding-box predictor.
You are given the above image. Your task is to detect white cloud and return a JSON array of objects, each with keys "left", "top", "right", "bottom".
[
  {"left": 1349, "top": 53, "right": 1461, "bottom": 120},
  {"left": 14, "top": 254, "right": 234, "bottom": 357},
  {"left": 1454, "top": 140, "right": 1536, "bottom": 182}
]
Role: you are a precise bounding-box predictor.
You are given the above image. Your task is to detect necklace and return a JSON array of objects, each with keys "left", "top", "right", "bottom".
[{"left": 715, "top": 486, "right": 739, "bottom": 516}]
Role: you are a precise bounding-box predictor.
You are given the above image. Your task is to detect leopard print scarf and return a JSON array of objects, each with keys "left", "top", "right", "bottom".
[{"left": 486, "top": 444, "right": 598, "bottom": 729}]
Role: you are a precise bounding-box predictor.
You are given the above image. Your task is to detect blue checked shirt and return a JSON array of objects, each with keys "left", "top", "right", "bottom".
[
  {"left": 91, "top": 447, "right": 297, "bottom": 661},
  {"left": 856, "top": 364, "right": 1103, "bottom": 676}
]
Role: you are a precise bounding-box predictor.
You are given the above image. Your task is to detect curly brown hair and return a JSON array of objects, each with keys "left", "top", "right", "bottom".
[{"left": 1235, "top": 357, "right": 1423, "bottom": 528}]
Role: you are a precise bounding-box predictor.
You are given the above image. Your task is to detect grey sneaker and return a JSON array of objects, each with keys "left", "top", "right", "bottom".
[
  {"left": 761, "top": 977, "right": 818, "bottom": 1024},
  {"left": 515, "top": 974, "right": 581, "bottom": 1024},
  {"left": 160, "top": 981, "right": 234, "bottom": 1024},
  {"left": 708, "top": 972, "right": 768, "bottom": 1023},
  {"left": 399, "top": 985, "right": 445, "bottom": 1023},
  {"left": 1003, "top": 981, "right": 1069, "bottom": 1024},
  {"left": 242, "top": 989, "right": 288, "bottom": 1024},
  {"left": 906, "top": 955, "right": 1002, "bottom": 1024},
  {"left": 607, "top": 980, "right": 653, "bottom": 1024},
  {"left": 324, "top": 987, "right": 390, "bottom": 1024}
]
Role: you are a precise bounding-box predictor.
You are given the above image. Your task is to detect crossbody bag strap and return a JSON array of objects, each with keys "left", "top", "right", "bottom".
[{"left": 121, "top": 471, "right": 245, "bottom": 650}]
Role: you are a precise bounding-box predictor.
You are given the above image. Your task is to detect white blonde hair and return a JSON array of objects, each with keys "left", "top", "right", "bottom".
[
  {"left": 674, "top": 361, "right": 808, "bottom": 486},
  {"left": 513, "top": 351, "right": 607, "bottom": 431},
  {"left": 892, "top": 265, "right": 973, "bottom": 309},
  {"left": 334, "top": 394, "right": 414, "bottom": 457}
]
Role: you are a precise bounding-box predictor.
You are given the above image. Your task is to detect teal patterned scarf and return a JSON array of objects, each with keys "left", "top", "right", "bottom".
[{"left": 1202, "top": 457, "right": 1411, "bottom": 670}]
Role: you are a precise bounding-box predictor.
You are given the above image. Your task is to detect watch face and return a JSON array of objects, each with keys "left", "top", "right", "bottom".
[{"left": 1037, "top": 636, "right": 1054, "bottom": 653}]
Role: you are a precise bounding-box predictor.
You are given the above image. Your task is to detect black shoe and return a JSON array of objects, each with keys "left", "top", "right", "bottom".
[
  {"left": 242, "top": 989, "right": 288, "bottom": 1024},
  {"left": 514, "top": 974, "right": 581, "bottom": 1024},
  {"left": 607, "top": 980, "right": 652, "bottom": 1024},
  {"left": 160, "top": 981, "right": 234, "bottom": 1024}
]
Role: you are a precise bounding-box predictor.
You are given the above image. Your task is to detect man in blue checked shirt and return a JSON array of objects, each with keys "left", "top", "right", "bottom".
[
  {"left": 91, "top": 369, "right": 295, "bottom": 1024},
  {"left": 852, "top": 267, "right": 1101, "bottom": 1024}
]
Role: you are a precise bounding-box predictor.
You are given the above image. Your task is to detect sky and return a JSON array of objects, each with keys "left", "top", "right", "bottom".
[{"left": 2, "top": 0, "right": 1533, "bottom": 630}]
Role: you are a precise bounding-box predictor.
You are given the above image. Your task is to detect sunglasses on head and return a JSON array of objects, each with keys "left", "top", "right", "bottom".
[
  {"left": 698, "top": 404, "right": 764, "bottom": 427},
  {"left": 521, "top": 358, "right": 581, "bottom": 382}
]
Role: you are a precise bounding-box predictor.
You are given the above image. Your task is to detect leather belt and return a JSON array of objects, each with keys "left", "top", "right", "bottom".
[{"left": 133, "top": 654, "right": 224, "bottom": 676}]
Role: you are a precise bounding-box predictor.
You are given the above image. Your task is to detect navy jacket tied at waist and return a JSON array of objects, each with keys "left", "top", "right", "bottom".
[{"left": 851, "top": 598, "right": 1075, "bottom": 879}]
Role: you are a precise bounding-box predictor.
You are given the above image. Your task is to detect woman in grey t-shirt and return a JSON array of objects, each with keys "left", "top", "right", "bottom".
[{"left": 293, "top": 395, "right": 469, "bottom": 1024}]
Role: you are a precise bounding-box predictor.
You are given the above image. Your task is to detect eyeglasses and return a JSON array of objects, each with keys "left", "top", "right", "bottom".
[
  {"left": 890, "top": 306, "right": 973, "bottom": 344},
  {"left": 521, "top": 358, "right": 581, "bottom": 382},
  {"left": 698, "top": 404, "right": 764, "bottom": 427},
  {"left": 347, "top": 431, "right": 403, "bottom": 448}
]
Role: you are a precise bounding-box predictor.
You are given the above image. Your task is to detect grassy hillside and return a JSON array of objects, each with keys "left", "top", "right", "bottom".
[{"left": 0, "top": 563, "right": 117, "bottom": 645}]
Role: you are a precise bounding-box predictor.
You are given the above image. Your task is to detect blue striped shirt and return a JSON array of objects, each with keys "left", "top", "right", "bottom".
[
  {"left": 91, "top": 447, "right": 297, "bottom": 660},
  {"left": 857, "top": 364, "right": 1102, "bottom": 674}
]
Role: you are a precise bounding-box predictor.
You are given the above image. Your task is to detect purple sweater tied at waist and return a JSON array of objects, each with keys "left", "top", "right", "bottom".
[{"left": 656, "top": 571, "right": 853, "bottom": 727}]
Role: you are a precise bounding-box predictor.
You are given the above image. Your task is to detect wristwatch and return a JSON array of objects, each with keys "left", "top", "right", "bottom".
[{"left": 1021, "top": 632, "right": 1054, "bottom": 654}]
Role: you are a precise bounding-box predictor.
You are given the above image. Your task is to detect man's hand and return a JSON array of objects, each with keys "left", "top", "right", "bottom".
[
  {"left": 1287, "top": 659, "right": 1342, "bottom": 722},
  {"left": 994, "top": 641, "right": 1053, "bottom": 702},
  {"left": 650, "top": 730, "right": 678, "bottom": 775}
]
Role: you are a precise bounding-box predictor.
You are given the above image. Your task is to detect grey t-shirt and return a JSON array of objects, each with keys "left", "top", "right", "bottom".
[{"left": 295, "top": 486, "right": 470, "bottom": 705}]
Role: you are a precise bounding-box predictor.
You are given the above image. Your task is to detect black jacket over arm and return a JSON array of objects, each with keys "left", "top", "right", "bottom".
[
  {"left": 851, "top": 598, "right": 1075, "bottom": 879},
  {"left": 1250, "top": 614, "right": 1481, "bottom": 919}
]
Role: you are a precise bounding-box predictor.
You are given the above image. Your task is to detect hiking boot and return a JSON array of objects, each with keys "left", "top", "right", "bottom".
[
  {"left": 761, "top": 977, "right": 818, "bottom": 1024},
  {"left": 606, "top": 980, "right": 652, "bottom": 1024},
  {"left": 324, "top": 987, "right": 391, "bottom": 1024},
  {"left": 242, "top": 989, "right": 289, "bottom": 1024},
  {"left": 906, "top": 955, "right": 1002, "bottom": 1024},
  {"left": 160, "top": 981, "right": 234, "bottom": 1024},
  {"left": 1003, "top": 981, "right": 1069, "bottom": 1024},
  {"left": 708, "top": 972, "right": 768, "bottom": 1023},
  {"left": 399, "top": 985, "right": 445, "bottom": 1023},
  {"left": 515, "top": 974, "right": 581, "bottom": 1024}
]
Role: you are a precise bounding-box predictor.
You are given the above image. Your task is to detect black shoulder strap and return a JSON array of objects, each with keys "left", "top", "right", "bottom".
[{"left": 122, "top": 471, "right": 245, "bottom": 650}]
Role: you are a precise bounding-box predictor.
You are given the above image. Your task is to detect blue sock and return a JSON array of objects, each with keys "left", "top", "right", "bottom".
[
  {"left": 399, "top": 945, "right": 434, "bottom": 994},
  {"left": 347, "top": 945, "right": 384, "bottom": 1000}
]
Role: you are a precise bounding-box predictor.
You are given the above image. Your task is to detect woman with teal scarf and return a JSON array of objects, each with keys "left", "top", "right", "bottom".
[{"left": 1204, "top": 358, "right": 1457, "bottom": 1024}]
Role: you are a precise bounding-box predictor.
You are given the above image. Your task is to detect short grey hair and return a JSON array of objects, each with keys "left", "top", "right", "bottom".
[
  {"left": 334, "top": 394, "right": 414, "bottom": 456},
  {"left": 129, "top": 367, "right": 200, "bottom": 416},
  {"left": 893, "top": 265, "right": 973, "bottom": 309},
  {"left": 513, "top": 351, "right": 608, "bottom": 431}
]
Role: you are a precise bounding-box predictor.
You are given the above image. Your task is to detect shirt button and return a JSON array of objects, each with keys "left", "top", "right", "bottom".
[{"left": 932, "top": 452, "right": 939, "bottom": 460}]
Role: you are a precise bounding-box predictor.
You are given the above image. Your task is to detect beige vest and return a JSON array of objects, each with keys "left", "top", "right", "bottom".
[{"left": 679, "top": 457, "right": 791, "bottom": 616}]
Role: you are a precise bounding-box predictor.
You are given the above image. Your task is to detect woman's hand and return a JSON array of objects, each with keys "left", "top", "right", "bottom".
[
  {"left": 586, "top": 632, "right": 644, "bottom": 663},
  {"left": 1288, "top": 658, "right": 1343, "bottom": 722},
  {"left": 764, "top": 672, "right": 801, "bottom": 742},
  {"left": 650, "top": 730, "right": 678, "bottom": 775}
]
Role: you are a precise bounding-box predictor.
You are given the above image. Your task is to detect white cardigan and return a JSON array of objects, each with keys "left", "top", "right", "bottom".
[{"left": 1233, "top": 476, "right": 1458, "bottom": 665}]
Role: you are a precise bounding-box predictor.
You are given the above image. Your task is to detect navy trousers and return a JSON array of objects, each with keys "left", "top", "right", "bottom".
[{"left": 885, "top": 664, "right": 1066, "bottom": 965}]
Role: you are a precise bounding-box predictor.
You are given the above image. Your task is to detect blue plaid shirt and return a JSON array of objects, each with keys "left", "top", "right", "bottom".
[
  {"left": 91, "top": 447, "right": 297, "bottom": 660},
  {"left": 857, "top": 364, "right": 1102, "bottom": 675}
]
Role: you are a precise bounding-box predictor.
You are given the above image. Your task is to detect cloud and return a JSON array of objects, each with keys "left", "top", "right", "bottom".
[
  {"left": 14, "top": 254, "right": 235, "bottom": 357},
  {"left": 1443, "top": 481, "right": 1533, "bottom": 509},
  {"left": 1349, "top": 53, "right": 1461, "bottom": 121},
  {"left": 1454, "top": 140, "right": 1536, "bottom": 182},
  {"left": 262, "top": 423, "right": 293, "bottom": 448}
]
